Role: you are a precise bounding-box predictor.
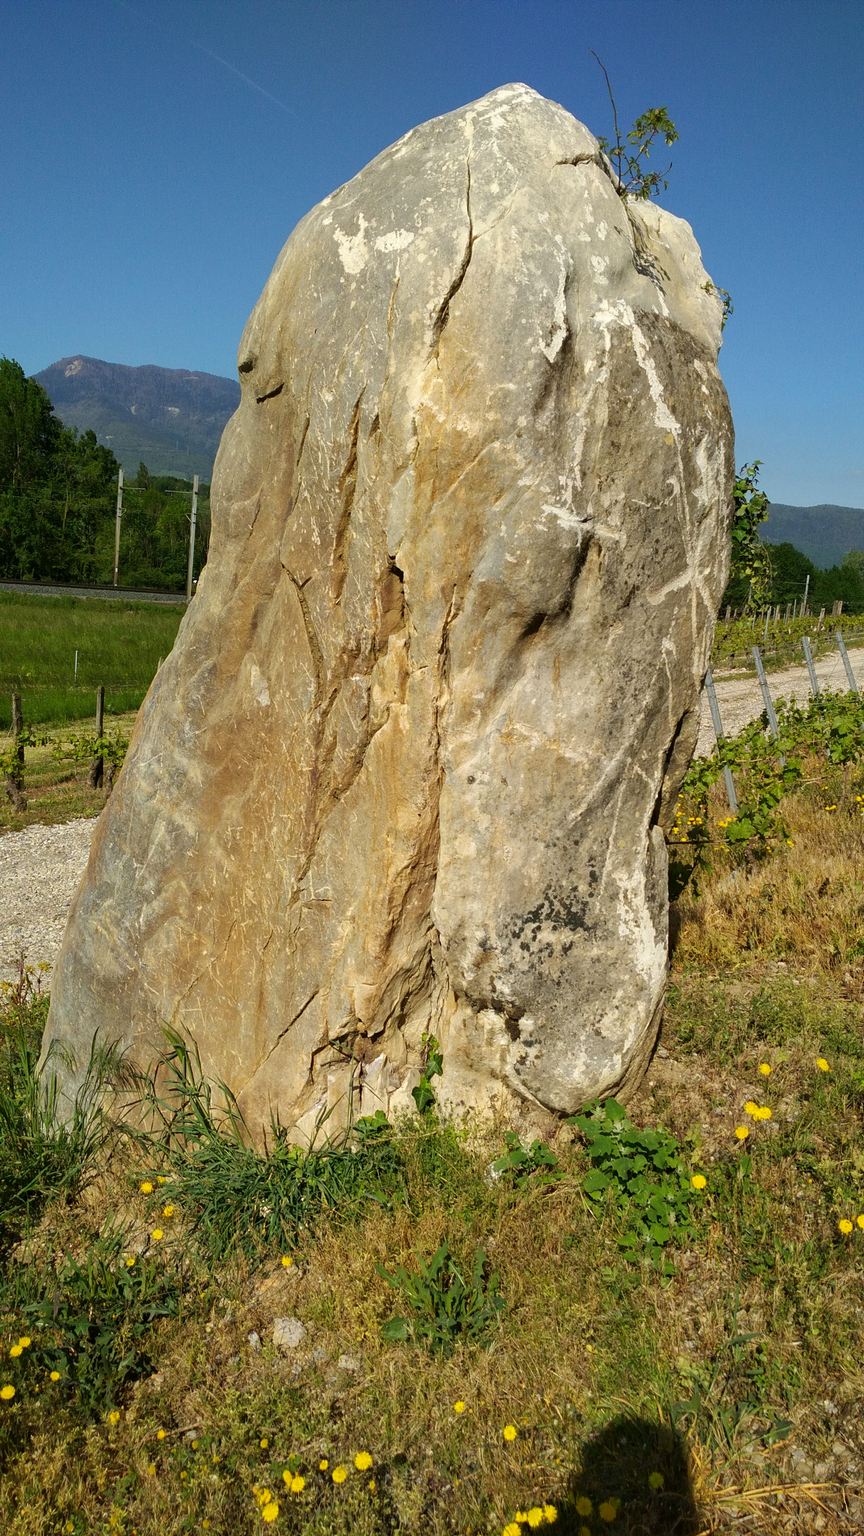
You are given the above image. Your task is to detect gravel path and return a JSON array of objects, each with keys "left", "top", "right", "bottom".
[
  {"left": 0, "top": 819, "right": 95, "bottom": 983},
  {"left": 2, "top": 644, "right": 862, "bottom": 983}
]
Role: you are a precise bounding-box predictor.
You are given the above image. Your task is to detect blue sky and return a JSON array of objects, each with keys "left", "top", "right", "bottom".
[{"left": 1, "top": 0, "right": 861, "bottom": 506}]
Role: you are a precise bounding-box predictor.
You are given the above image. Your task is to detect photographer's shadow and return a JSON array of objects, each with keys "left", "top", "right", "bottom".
[{"left": 558, "top": 1415, "right": 698, "bottom": 1535}]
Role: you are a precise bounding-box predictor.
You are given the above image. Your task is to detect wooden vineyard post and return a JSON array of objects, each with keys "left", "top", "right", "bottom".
[
  {"left": 753, "top": 646, "right": 785, "bottom": 767},
  {"left": 704, "top": 668, "right": 738, "bottom": 813},
  {"left": 89, "top": 685, "right": 105, "bottom": 788},
  {"left": 5, "top": 691, "right": 26, "bottom": 810},
  {"left": 802, "top": 637, "right": 821, "bottom": 698},
  {"left": 836, "top": 632, "right": 860, "bottom": 695}
]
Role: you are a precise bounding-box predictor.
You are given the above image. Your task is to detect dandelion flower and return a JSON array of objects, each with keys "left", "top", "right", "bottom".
[
  {"left": 157, "top": 1175, "right": 168, "bottom": 1185},
  {"left": 575, "top": 1496, "right": 593, "bottom": 1517},
  {"left": 599, "top": 1497, "right": 620, "bottom": 1522},
  {"left": 289, "top": 1474, "right": 305, "bottom": 1493},
  {"left": 453, "top": 1400, "right": 466, "bottom": 1413},
  {"left": 107, "top": 1409, "right": 121, "bottom": 1425},
  {"left": 368, "top": 1477, "right": 376, "bottom": 1492},
  {"left": 648, "top": 1471, "right": 665, "bottom": 1490},
  {"left": 503, "top": 1525, "right": 522, "bottom": 1536},
  {"left": 838, "top": 1218, "right": 854, "bottom": 1235},
  {"left": 744, "top": 1101, "right": 759, "bottom": 1118},
  {"left": 318, "top": 1458, "right": 329, "bottom": 1471},
  {"left": 857, "top": 1215, "right": 864, "bottom": 1231},
  {"left": 758, "top": 1063, "right": 772, "bottom": 1076},
  {"left": 156, "top": 1428, "right": 167, "bottom": 1440},
  {"left": 543, "top": 1507, "right": 558, "bottom": 1524},
  {"left": 690, "top": 1174, "right": 707, "bottom": 1191},
  {"left": 139, "top": 1180, "right": 154, "bottom": 1194},
  {"left": 735, "top": 1126, "right": 750, "bottom": 1140},
  {"left": 354, "top": 1451, "right": 373, "bottom": 1471},
  {"left": 162, "top": 1204, "right": 175, "bottom": 1218},
  {"left": 332, "top": 1465, "right": 348, "bottom": 1484},
  {"left": 816, "top": 1058, "right": 830, "bottom": 1072},
  {"left": 527, "top": 1510, "right": 544, "bottom": 1528},
  {"left": 503, "top": 1423, "right": 518, "bottom": 1441},
  {"left": 754, "top": 1106, "right": 772, "bottom": 1121},
  {"left": 150, "top": 1228, "right": 164, "bottom": 1242},
  {"left": 280, "top": 1256, "right": 293, "bottom": 1269},
  {"left": 260, "top": 1437, "right": 269, "bottom": 1449},
  {"left": 1, "top": 1385, "right": 15, "bottom": 1401},
  {"left": 17, "top": 1337, "right": 31, "bottom": 1349},
  {"left": 49, "top": 1370, "right": 60, "bottom": 1382},
  {"left": 261, "top": 1501, "right": 279, "bottom": 1523},
  {"left": 9, "top": 1344, "right": 22, "bottom": 1358},
  {"left": 125, "top": 1255, "right": 136, "bottom": 1268}
]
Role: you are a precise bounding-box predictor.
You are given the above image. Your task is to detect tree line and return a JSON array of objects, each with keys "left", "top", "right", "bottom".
[{"left": 0, "top": 357, "right": 210, "bottom": 591}]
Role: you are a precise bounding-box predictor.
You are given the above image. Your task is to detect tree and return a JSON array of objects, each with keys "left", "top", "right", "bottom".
[{"left": 591, "top": 54, "right": 679, "bottom": 201}]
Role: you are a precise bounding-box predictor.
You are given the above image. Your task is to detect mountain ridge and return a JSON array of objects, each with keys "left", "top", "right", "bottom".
[
  {"left": 34, "top": 355, "right": 239, "bottom": 480},
  {"left": 761, "top": 502, "right": 864, "bottom": 569}
]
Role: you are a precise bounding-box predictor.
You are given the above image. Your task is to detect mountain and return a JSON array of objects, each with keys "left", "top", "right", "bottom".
[
  {"left": 760, "top": 502, "right": 864, "bottom": 569},
  {"left": 34, "top": 356, "right": 240, "bottom": 480}
]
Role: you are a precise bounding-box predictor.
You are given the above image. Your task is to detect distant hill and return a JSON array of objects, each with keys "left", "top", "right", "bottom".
[
  {"left": 35, "top": 356, "right": 240, "bottom": 480},
  {"left": 760, "top": 503, "right": 864, "bottom": 569}
]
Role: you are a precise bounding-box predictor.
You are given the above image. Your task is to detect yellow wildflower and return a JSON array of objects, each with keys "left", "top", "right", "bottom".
[
  {"left": 857, "top": 1215, "right": 864, "bottom": 1230},
  {"left": 503, "top": 1423, "right": 518, "bottom": 1441},
  {"left": 648, "top": 1471, "right": 664, "bottom": 1490},
  {"left": 332, "top": 1465, "right": 348, "bottom": 1484},
  {"left": 543, "top": 1508, "right": 558, "bottom": 1524},
  {"left": 157, "top": 1175, "right": 169, "bottom": 1185},
  {"left": 139, "top": 1180, "right": 154, "bottom": 1194},
  {"left": 125, "top": 1255, "right": 136, "bottom": 1268},
  {"left": 318, "top": 1458, "right": 329, "bottom": 1471},
  {"left": 9, "top": 1344, "right": 22, "bottom": 1358},
  {"left": 758, "top": 1063, "right": 772, "bottom": 1076},
  {"left": 816, "top": 1058, "right": 830, "bottom": 1072},
  {"left": 162, "top": 1204, "right": 175, "bottom": 1218},
  {"left": 754, "top": 1106, "right": 772, "bottom": 1121},
  {"left": 156, "top": 1428, "right": 167, "bottom": 1440},
  {"left": 280, "top": 1255, "right": 293, "bottom": 1268},
  {"left": 107, "top": 1409, "right": 120, "bottom": 1425},
  {"left": 260, "top": 1437, "right": 269, "bottom": 1449},
  {"left": 17, "top": 1336, "right": 31, "bottom": 1349},
  {"left": 838, "top": 1218, "right": 854, "bottom": 1235},
  {"left": 527, "top": 1510, "right": 544, "bottom": 1528},
  {"left": 599, "top": 1497, "right": 620, "bottom": 1522},
  {"left": 1, "top": 1385, "right": 15, "bottom": 1401},
  {"left": 354, "top": 1451, "right": 373, "bottom": 1471},
  {"left": 735, "top": 1125, "right": 750, "bottom": 1140},
  {"left": 453, "top": 1399, "right": 466, "bottom": 1413},
  {"left": 744, "top": 1101, "right": 759, "bottom": 1117},
  {"left": 289, "top": 1474, "right": 305, "bottom": 1493},
  {"left": 150, "top": 1228, "right": 164, "bottom": 1242},
  {"left": 575, "top": 1496, "right": 593, "bottom": 1517},
  {"left": 261, "top": 1501, "right": 279, "bottom": 1523},
  {"left": 690, "top": 1174, "right": 707, "bottom": 1190},
  {"left": 503, "top": 1526, "right": 521, "bottom": 1536}
]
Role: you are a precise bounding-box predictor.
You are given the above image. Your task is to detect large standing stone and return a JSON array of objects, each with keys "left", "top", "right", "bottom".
[{"left": 43, "top": 85, "right": 733, "bottom": 1136}]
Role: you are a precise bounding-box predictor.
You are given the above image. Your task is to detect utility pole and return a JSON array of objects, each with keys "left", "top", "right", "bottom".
[
  {"left": 113, "top": 467, "right": 124, "bottom": 588},
  {"left": 186, "top": 473, "right": 199, "bottom": 601}
]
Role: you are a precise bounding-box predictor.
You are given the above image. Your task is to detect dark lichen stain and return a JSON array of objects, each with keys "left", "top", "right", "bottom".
[{"left": 509, "top": 887, "right": 596, "bottom": 962}]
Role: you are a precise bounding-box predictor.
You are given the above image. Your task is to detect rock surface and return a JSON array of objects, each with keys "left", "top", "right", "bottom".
[{"left": 43, "top": 84, "right": 733, "bottom": 1134}]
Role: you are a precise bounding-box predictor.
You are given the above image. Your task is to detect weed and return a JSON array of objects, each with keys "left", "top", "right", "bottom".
[
  {"left": 491, "top": 1130, "right": 561, "bottom": 1190},
  {"left": 377, "top": 1240, "right": 505, "bottom": 1355}
]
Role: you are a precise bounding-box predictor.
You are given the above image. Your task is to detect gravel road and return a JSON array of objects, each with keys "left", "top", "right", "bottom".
[{"left": 2, "top": 644, "right": 862, "bottom": 982}]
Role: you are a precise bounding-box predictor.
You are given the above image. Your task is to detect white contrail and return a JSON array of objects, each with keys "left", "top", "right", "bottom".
[{"left": 112, "top": 0, "right": 295, "bottom": 117}]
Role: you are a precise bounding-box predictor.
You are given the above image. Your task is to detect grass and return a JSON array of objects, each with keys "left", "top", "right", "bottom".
[
  {"left": 0, "top": 590, "right": 184, "bottom": 728},
  {"left": 0, "top": 710, "right": 139, "bottom": 832}
]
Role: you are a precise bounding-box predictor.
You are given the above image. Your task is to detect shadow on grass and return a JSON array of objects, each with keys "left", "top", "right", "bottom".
[{"left": 559, "top": 1414, "right": 698, "bottom": 1535}]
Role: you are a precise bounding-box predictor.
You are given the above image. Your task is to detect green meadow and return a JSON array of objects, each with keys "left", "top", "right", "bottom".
[{"left": 0, "top": 591, "right": 185, "bottom": 730}]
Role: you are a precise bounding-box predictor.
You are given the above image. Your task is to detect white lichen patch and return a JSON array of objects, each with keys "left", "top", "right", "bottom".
[{"left": 334, "top": 213, "right": 369, "bottom": 275}]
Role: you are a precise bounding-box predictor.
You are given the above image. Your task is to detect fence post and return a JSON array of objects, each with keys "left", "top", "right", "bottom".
[
  {"left": 802, "top": 637, "right": 820, "bottom": 698},
  {"left": 89, "top": 685, "right": 105, "bottom": 789},
  {"left": 836, "top": 632, "right": 860, "bottom": 695},
  {"left": 704, "top": 668, "right": 738, "bottom": 812},
  {"left": 5, "top": 691, "right": 26, "bottom": 810},
  {"left": 753, "top": 646, "right": 785, "bottom": 765}
]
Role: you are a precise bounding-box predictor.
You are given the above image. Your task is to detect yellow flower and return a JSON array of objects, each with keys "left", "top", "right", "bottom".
[
  {"left": 754, "top": 1106, "right": 772, "bottom": 1121},
  {"left": 49, "top": 1370, "right": 60, "bottom": 1382},
  {"left": 257, "top": 1490, "right": 273, "bottom": 1506},
  {"left": 503, "top": 1423, "right": 518, "bottom": 1441},
  {"left": 690, "top": 1174, "right": 707, "bottom": 1190},
  {"left": 838, "top": 1218, "right": 854, "bottom": 1235},
  {"left": 146, "top": 1462, "right": 156, "bottom": 1476},
  {"left": 318, "top": 1458, "right": 329, "bottom": 1471},
  {"left": 744, "top": 1101, "right": 759, "bottom": 1117},
  {"left": 139, "top": 1181, "right": 154, "bottom": 1194},
  {"left": 332, "top": 1465, "right": 348, "bottom": 1484},
  {"left": 162, "top": 1204, "right": 175, "bottom": 1218},
  {"left": 156, "top": 1428, "right": 167, "bottom": 1440},
  {"left": 9, "top": 1344, "right": 22, "bottom": 1358},
  {"left": 735, "top": 1125, "right": 750, "bottom": 1140},
  {"left": 599, "top": 1497, "right": 620, "bottom": 1522},
  {"left": 157, "top": 1175, "right": 168, "bottom": 1185},
  {"left": 107, "top": 1409, "right": 121, "bottom": 1425},
  {"left": 575, "top": 1496, "right": 593, "bottom": 1517},
  {"left": 289, "top": 1474, "right": 305, "bottom": 1493},
  {"left": 367, "top": 1478, "right": 376, "bottom": 1493},
  {"left": 758, "top": 1063, "right": 772, "bottom": 1076},
  {"left": 280, "top": 1255, "right": 293, "bottom": 1268},
  {"left": 453, "top": 1399, "right": 466, "bottom": 1413},
  {"left": 503, "top": 1526, "right": 521, "bottom": 1536},
  {"left": 1, "top": 1385, "right": 15, "bottom": 1401},
  {"left": 816, "top": 1058, "right": 830, "bottom": 1072},
  {"left": 527, "top": 1510, "right": 544, "bottom": 1528},
  {"left": 857, "top": 1215, "right": 864, "bottom": 1231},
  {"left": 354, "top": 1451, "right": 373, "bottom": 1471},
  {"left": 648, "top": 1471, "right": 664, "bottom": 1490},
  {"left": 17, "top": 1336, "right": 31, "bottom": 1349},
  {"left": 125, "top": 1255, "right": 136, "bottom": 1268},
  {"left": 260, "top": 1437, "right": 269, "bottom": 1449},
  {"left": 150, "top": 1228, "right": 164, "bottom": 1242},
  {"left": 261, "top": 1501, "right": 279, "bottom": 1523},
  {"left": 543, "top": 1507, "right": 558, "bottom": 1524}
]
